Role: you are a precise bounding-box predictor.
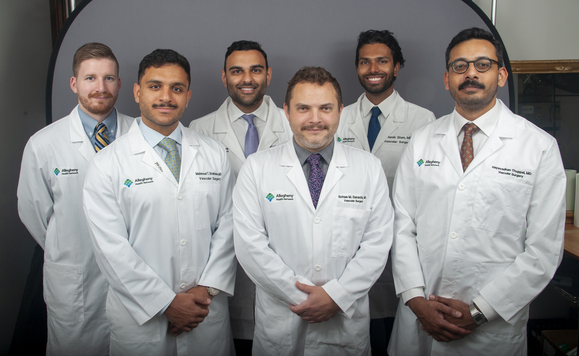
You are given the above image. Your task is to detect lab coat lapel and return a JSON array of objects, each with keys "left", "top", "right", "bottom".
[
  {"left": 282, "top": 141, "right": 316, "bottom": 213},
  {"left": 317, "top": 141, "right": 345, "bottom": 208},
  {"left": 128, "top": 121, "right": 178, "bottom": 187},
  {"left": 371, "top": 93, "right": 405, "bottom": 154},
  {"left": 437, "top": 116, "right": 463, "bottom": 176},
  {"left": 465, "top": 101, "right": 513, "bottom": 173},
  {"left": 214, "top": 99, "right": 246, "bottom": 164},
  {"left": 69, "top": 106, "right": 96, "bottom": 162},
  {"left": 346, "top": 95, "right": 370, "bottom": 151},
  {"left": 180, "top": 124, "right": 198, "bottom": 187},
  {"left": 256, "top": 99, "right": 286, "bottom": 151}
]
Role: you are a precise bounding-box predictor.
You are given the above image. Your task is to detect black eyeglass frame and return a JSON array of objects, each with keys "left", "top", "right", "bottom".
[{"left": 447, "top": 58, "right": 500, "bottom": 74}]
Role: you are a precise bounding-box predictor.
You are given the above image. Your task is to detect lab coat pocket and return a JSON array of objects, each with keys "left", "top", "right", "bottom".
[
  {"left": 332, "top": 208, "right": 371, "bottom": 258},
  {"left": 43, "top": 260, "right": 84, "bottom": 323},
  {"left": 107, "top": 290, "right": 161, "bottom": 343},
  {"left": 472, "top": 179, "right": 532, "bottom": 236}
]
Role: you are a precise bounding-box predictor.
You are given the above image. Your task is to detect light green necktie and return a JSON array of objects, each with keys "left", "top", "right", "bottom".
[{"left": 158, "top": 137, "right": 181, "bottom": 182}]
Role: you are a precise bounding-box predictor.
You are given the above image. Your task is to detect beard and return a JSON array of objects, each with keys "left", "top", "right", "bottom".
[
  {"left": 140, "top": 102, "right": 185, "bottom": 128},
  {"left": 293, "top": 124, "right": 333, "bottom": 151},
  {"left": 358, "top": 72, "right": 395, "bottom": 95},
  {"left": 450, "top": 79, "right": 497, "bottom": 113},
  {"left": 78, "top": 92, "right": 116, "bottom": 116},
  {"left": 227, "top": 81, "right": 267, "bottom": 109}
]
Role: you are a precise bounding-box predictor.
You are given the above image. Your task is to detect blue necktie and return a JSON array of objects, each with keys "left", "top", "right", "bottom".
[
  {"left": 368, "top": 107, "right": 381, "bottom": 151},
  {"left": 158, "top": 137, "right": 181, "bottom": 182},
  {"left": 242, "top": 114, "right": 258, "bottom": 158},
  {"left": 307, "top": 154, "right": 325, "bottom": 208}
]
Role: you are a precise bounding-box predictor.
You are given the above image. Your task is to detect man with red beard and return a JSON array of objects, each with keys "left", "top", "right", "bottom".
[
  {"left": 335, "top": 29, "right": 435, "bottom": 354},
  {"left": 190, "top": 39, "right": 291, "bottom": 355},
  {"left": 388, "top": 28, "right": 565, "bottom": 356},
  {"left": 17, "top": 42, "right": 133, "bottom": 355}
]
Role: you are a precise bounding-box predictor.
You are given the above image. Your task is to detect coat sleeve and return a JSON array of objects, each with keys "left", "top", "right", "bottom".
[
  {"left": 322, "top": 157, "right": 393, "bottom": 318},
  {"left": 479, "top": 138, "right": 566, "bottom": 324},
  {"left": 232, "top": 158, "right": 312, "bottom": 307},
  {"left": 83, "top": 157, "right": 176, "bottom": 326},
  {"left": 198, "top": 146, "right": 236, "bottom": 295},
  {"left": 390, "top": 137, "right": 427, "bottom": 295},
  {"left": 17, "top": 139, "right": 53, "bottom": 249}
]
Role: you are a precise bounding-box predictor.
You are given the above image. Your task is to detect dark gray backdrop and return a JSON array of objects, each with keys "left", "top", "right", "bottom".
[{"left": 49, "top": 0, "right": 510, "bottom": 124}]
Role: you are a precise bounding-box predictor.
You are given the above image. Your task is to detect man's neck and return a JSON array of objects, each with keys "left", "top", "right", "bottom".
[
  {"left": 456, "top": 98, "right": 497, "bottom": 122},
  {"left": 365, "top": 86, "right": 394, "bottom": 106}
]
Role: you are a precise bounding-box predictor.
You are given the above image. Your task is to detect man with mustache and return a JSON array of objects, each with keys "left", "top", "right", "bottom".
[
  {"left": 335, "top": 29, "right": 435, "bottom": 355},
  {"left": 233, "top": 66, "right": 393, "bottom": 355},
  {"left": 17, "top": 42, "right": 134, "bottom": 355},
  {"left": 388, "top": 28, "right": 566, "bottom": 356},
  {"left": 190, "top": 39, "right": 291, "bottom": 355},
  {"left": 83, "top": 49, "right": 236, "bottom": 355}
]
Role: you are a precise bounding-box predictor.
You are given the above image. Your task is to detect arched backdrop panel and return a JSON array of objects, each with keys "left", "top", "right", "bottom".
[{"left": 48, "top": 0, "right": 511, "bottom": 124}]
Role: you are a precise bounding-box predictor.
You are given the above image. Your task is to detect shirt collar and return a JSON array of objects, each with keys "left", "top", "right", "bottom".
[
  {"left": 78, "top": 106, "right": 118, "bottom": 138},
  {"left": 361, "top": 90, "right": 398, "bottom": 118},
  {"left": 228, "top": 97, "right": 268, "bottom": 123},
  {"left": 138, "top": 117, "right": 182, "bottom": 148},
  {"left": 293, "top": 138, "right": 334, "bottom": 167},
  {"left": 453, "top": 99, "right": 501, "bottom": 137}
]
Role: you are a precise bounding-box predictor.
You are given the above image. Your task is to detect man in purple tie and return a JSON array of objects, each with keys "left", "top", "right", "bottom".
[
  {"left": 189, "top": 40, "right": 292, "bottom": 354},
  {"left": 232, "top": 66, "right": 393, "bottom": 355}
]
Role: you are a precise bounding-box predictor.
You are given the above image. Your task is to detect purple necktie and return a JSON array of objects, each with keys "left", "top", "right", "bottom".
[
  {"left": 242, "top": 114, "right": 258, "bottom": 158},
  {"left": 307, "top": 154, "right": 325, "bottom": 208}
]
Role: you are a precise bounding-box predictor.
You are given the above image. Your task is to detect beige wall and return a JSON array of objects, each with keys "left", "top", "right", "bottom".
[{"left": 472, "top": 0, "right": 579, "bottom": 60}]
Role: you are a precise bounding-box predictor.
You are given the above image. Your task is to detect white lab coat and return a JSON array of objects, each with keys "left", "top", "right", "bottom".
[
  {"left": 17, "top": 106, "right": 133, "bottom": 356},
  {"left": 388, "top": 100, "right": 566, "bottom": 356},
  {"left": 83, "top": 121, "right": 236, "bottom": 356},
  {"left": 337, "top": 91, "right": 435, "bottom": 319},
  {"left": 233, "top": 140, "right": 393, "bottom": 356},
  {"left": 190, "top": 95, "right": 292, "bottom": 340}
]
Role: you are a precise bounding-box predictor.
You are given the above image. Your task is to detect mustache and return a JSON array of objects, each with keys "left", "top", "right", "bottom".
[
  {"left": 152, "top": 103, "right": 178, "bottom": 109},
  {"left": 459, "top": 80, "right": 485, "bottom": 90},
  {"left": 88, "top": 92, "right": 113, "bottom": 99},
  {"left": 302, "top": 124, "right": 328, "bottom": 131},
  {"left": 236, "top": 82, "right": 257, "bottom": 89}
]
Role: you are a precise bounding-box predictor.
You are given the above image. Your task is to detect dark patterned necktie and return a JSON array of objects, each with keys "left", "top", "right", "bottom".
[
  {"left": 307, "top": 154, "right": 325, "bottom": 208},
  {"left": 460, "top": 122, "right": 480, "bottom": 171},
  {"left": 368, "top": 106, "right": 381, "bottom": 151}
]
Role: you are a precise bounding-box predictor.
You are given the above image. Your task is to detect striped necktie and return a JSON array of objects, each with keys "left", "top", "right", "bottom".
[
  {"left": 158, "top": 137, "right": 181, "bottom": 182},
  {"left": 94, "top": 123, "right": 110, "bottom": 152}
]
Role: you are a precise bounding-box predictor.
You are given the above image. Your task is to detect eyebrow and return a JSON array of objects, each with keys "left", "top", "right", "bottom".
[
  {"left": 452, "top": 55, "right": 495, "bottom": 62},
  {"left": 228, "top": 64, "right": 265, "bottom": 71},
  {"left": 359, "top": 56, "right": 390, "bottom": 61},
  {"left": 145, "top": 79, "right": 188, "bottom": 87}
]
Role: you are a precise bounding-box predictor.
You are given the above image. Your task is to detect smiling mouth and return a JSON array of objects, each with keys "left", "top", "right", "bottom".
[{"left": 365, "top": 76, "right": 384, "bottom": 83}]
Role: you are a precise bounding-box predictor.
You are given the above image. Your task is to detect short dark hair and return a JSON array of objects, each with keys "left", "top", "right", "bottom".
[
  {"left": 224, "top": 40, "right": 268, "bottom": 70},
  {"left": 73, "top": 42, "right": 119, "bottom": 77},
  {"left": 137, "top": 49, "right": 191, "bottom": 88},
  {"left": 355, "top": 30, "right": 405, "bottom": 68},
  {"left": 285, "top": 66, "right": 342, "bottom": 108},
  {"left": 445, "top": 27, "right": 504, "bottom": 69}
]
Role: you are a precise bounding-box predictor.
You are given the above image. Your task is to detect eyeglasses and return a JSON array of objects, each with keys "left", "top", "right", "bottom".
[{"left": 448, "top": 58, "right": 500, "bottom": 74}]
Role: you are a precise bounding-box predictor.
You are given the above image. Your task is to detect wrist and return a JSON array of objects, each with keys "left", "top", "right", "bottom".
[{"left": 469, "top": 302, "right": 487, "bottom": 326}]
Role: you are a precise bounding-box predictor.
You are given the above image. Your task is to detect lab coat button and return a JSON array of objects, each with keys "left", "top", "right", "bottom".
[
  {"left": 180, "top": 239, "right": 187, "bottom": 246},
  {"left": 458, "top": 184, "right": 465, "bottom": 190},
  {"left": 314, "top": 217, "right": 321, "bottom": 224},
  {"left": 450, "top": 232, "right": 458, "bottom": 239},
  {"left": 178, "top": 194, "right": 183, "bottom": 200},
  {"left": 180, "top": 283, "right": 186, "bottom": 289},
  {"left": 314, "top": 264, "right": 322, "bottom": 271}
]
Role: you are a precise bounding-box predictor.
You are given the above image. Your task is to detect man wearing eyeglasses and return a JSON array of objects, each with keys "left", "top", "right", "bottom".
[{"left": 388, "top": 27, "right": 566, "bottom": 356}]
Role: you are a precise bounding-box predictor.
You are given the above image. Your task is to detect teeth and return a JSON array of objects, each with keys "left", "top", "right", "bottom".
[{"left": 367, "top": 77, "right": 382, "bottom": 82}]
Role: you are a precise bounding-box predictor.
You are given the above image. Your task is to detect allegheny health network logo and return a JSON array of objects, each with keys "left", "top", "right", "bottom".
[
  {"left": 337, "top": 137, "right": 342, "bottom": 143},
  {"left": 417, "top": 159, "right": 424, "bottom": 167},
  {"left": 54, "top": 168, "right": 60, "bottom": 176},
  {"left": 266, "top": 193, "right": 275, "bottom": 202},
  {"left": 124, "top": 179, "right": 133, "bottom": 188}
]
